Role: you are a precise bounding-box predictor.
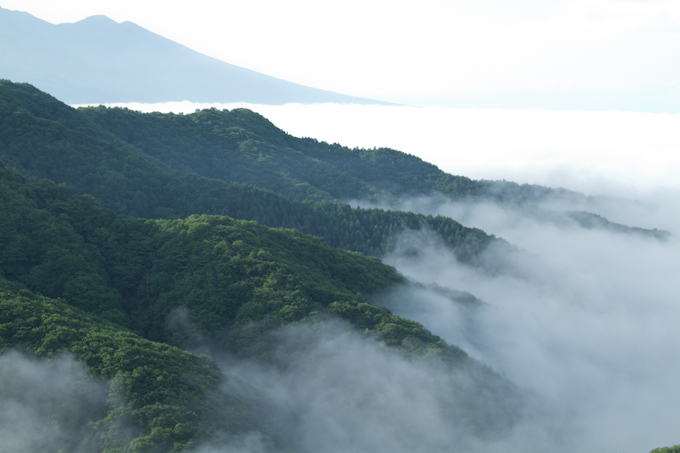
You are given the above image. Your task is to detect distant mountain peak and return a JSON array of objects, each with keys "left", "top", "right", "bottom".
[
  {"left": 71, "top": 14, "right": 119, "bottom": 25},
  {"left": 0, "top": 7, "right": 393, "bottom": 105}
]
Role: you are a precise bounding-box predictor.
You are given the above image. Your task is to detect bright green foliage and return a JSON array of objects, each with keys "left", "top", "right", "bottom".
[
  {"left": 0, "top": 281, "right": 271, "bottom": 453},
  {"left": 0, "top": 80, "right": 497, "bottom": 262},
  {"left": 0, "top": 163, "right": 446, "bottom": 355},
  {"left": 651, "top": 446, "right": 680, "bottom": 453}
]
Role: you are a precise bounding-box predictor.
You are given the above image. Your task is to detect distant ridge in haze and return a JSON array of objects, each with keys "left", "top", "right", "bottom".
[{"left": 0, "top": 7, "right": 392, "bottom": 105}]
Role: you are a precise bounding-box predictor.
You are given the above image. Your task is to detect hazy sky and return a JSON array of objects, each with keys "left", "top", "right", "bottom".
[{"left": 3, "top": 0, "right": 680, "bottom": 110}]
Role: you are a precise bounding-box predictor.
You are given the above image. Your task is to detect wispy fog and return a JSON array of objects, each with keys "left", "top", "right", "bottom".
[
  {"left": 0, "top": 351, "right": 107, "bottom": 453},
  {"left": 207, "top": 320, "right": 523, "bottom": 453},
  {"left": 365, "top": 187, "right": 680, "bottom": 452}
]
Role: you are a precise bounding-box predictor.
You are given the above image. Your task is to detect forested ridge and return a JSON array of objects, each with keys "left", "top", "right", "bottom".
[
  {"left": 79, "top": 104, "right": 486, "bottom": 202},
  {"left": 74, "top": 98, "right": 622, "bottom": 209},
  {"left": 0, "top": 162, "right": 447, "bottom": 348}
]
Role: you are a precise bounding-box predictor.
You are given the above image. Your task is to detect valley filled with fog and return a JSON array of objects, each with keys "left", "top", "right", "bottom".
[{"left": 28, "top": 101, "right": 672, "bottom": 452}]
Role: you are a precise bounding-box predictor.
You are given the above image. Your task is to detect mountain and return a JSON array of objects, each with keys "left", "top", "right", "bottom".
[
  {"left": 0, "top": 158, "right": 520, "bottom": 452},
  {"left": 0, "top": 7, "right": 391, "bottom": 105}
]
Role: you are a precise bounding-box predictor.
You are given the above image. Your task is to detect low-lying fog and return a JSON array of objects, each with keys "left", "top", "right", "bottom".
[
  {"left": 361, "top": 187, "right": 680, "bottom": 453},
  {"left": 0, "top": 351, "right": 106, "bottom": 453},
  {"left": 200, "top": 188, "right": 680, "bottom": 451}
]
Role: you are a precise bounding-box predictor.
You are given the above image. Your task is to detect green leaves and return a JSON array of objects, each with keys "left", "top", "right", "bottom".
[
  {"left": 651, "top": 447, "right": 680, "bottom": 453},
  {"left": 0, "top": 284, "right": 266, "bottom": 452}
]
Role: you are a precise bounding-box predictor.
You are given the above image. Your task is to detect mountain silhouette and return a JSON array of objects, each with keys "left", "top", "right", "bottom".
[{"left": 0, "top": 7, "right": 391, "bottom": 105}]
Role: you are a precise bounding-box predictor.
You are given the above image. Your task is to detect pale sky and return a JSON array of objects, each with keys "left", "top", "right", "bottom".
[{"left": 3, "top": 0, "right": 680, "bottom": 110}]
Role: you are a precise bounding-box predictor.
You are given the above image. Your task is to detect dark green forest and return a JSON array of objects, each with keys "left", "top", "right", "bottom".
[{"left": 78, "top": 104, "right": 485, "bottom": 202}]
